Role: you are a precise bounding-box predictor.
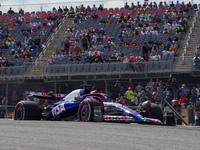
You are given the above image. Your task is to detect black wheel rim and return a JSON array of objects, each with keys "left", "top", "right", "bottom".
[
  {"left": 16, "top": 107, "right": 23, "bottom": 120},
  {"left": 80, "top": 104, "right": 89, "bottom": 121}
]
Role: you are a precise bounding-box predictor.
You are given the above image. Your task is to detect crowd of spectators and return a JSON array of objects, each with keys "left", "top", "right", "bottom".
[
  {"left": 47, "top": 1, "right": 192, "bottom": 68},
  {"left": 108, "top": 78, "right": 200, "bottom": 125},
  {"left": 0, "top": 6, "right": 63, "bottom": 68},
  {"left": 193, "top": 45, "right": 200, "bottom": 70}
]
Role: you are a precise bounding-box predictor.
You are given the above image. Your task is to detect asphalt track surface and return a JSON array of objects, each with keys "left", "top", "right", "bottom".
[{"left": 0, "top": 120, "right": 199, "bottom": 150}]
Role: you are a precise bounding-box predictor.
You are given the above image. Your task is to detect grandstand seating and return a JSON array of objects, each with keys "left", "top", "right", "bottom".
[
  {"left": 0, "top": 12, "right": 62, "bottom": 20},
  {"left": 45, "top": 5, "right": 189, "bottom": 75},
  {"left": 0, "top": 3, "right": 193, "bottom": 77},
  {"left": 0, "top": 10, "right": 62, "bottom": 76}
]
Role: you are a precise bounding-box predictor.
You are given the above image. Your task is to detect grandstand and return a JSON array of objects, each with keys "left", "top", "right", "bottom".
[{"left": 0, "top": 1, "right": 199, "bottom": 80}]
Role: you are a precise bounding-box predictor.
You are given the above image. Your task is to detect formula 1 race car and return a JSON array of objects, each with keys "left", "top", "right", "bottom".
[{"left": 14, "top": 85, "right": 163, "bottom": 124}]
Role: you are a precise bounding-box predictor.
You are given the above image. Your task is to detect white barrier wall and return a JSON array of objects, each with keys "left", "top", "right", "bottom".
[{"left": 0, "top": 0, "right": 197, "bottom": 13}]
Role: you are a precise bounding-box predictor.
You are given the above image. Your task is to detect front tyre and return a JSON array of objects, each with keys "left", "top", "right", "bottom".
[
  {"left": 78, "top": 98, "right": 104, "bottom": 122},
  {"left": 140, "top": 101, "right": 164, "bottom": 123},
  {"left": 14, "top": 101, "right": 41, "bottom": 120},
  {"left": 79, "top": 101, "right": 92, "bottom": 121}
]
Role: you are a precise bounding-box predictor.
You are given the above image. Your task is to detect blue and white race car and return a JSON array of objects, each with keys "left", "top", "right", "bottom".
[{"left": 14, "top": 85, "right": 163, "bottom": 124}]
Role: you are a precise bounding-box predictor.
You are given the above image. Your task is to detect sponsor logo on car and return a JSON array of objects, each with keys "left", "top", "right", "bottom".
[
  {"left": 52, "top": 103, "right": 65, "bottom": 117},
  {"left": 103, "top": 115, "right": 128, "bottom": 121}
]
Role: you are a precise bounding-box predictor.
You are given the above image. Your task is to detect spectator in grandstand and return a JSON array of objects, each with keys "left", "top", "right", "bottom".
[
  {"left": 191, "top": 86, "right": 197, "bottom": 104},
  {"left": 135, "top": 53, "right": 142, "bottom": 62},
  {"left": 9, "top": 40, "right": 15, "bottom": 48},
  {"left": 16, "top": 40, "right": 22, "bottom": 48},
  {"left": 34, "top": 36, "right": 41, "bottom": 47},
  {"left": 92, "top": 4, "right": 97, "bottom": 11},
  {"left": 163, "top": 1, "right": 169, "bottom": 7},
  {"left": 187, "top": 101, "right": 195, "bottom": 126},
  {"left": 123, "top": 55, "right": 129, "bottom": 63},
  {"left": 163, "top": 27, "right": 169, "bottom": 34},
  {"left": 9, "top": 19, "right": 14, "bottom": 27},
  {"left": 131, "top": 39, "right": 140, "bottom": 46},
  {"left": 63, "top": 6, "right": 69, "bottom": 14},
  {"left": 122, "top": 28, "right": 128, "bottom": 38},
  {"left": 7, "top": 34, "right": 14, "bottom": 41},
  {"left": 151, "top": 44, "right": 158, "bottom": 53},
  {"left": 46, "top": 14, "right": 53, "bottom": 21},
  {"left": 48, "top": 56, "right": 54, "bottom": 65},
  {"left": 173, "top": 100, "right": 182, "bottom": 115},
  {"left": 120, "top": 21, "right": 126, "bottom": 28},
  {"left": 125, "top": 87, "right": 133, "bottom": 105},
  {"left": 98, "top": 4, "right": 103, "bottom": 11},
  {"left": 168, "top": 48, "right": 175, "bottom": 56},
  {"left": 68, "top": 42, "right": 76, "bottom": 54},
  {"left": 154, "top": 53, "right": 161, "bottom": 61},
  {"left": 69, "top": 6, "right": 75, "bottom": 17},
  {"left": 81, "top": 34, "right": 89, "bottom": 50},
  {"left": 99, "top": 17, "right": 106, "bottom": 24},
  {"left": 11, "top": 91, "right": 17, "bottom": 105},
  {"left": 36, "top": 12, "right": 42, "bottom": 18},
  {"left": 52, "top": 52, "right": 58, "bottom": 60},
  {"left": 195, "top": 46, "right": 200, "bottom": 56},
  {"left": 130, "top": 93, "right": 138, "bottom": 106},
  {"left": 47, "top": 20, "right": 54, "bottom": 28},
  {"left": 26, "top": 26, "right": 31, "bottom": 33},
  {"left": 58, "top": 6, "right": 63, "bottom": 13},
  {"left": 171, "top": 78, "right": 178, "bottom": 100},
  {"left": 136, "top": 82, "right": 143, "bottom": 93},
  {"left": 18, "top": 50, "right": 25, "bottom": 59},
  {"left": 114, "top": 80, "right": 121, "bottom": 98},
  {"left": 31, "top": 25, "right": 38, "bottom": 33},
  {"left": 40, "top": 28, "right": 48, "bottom": 37},
  {"left": 107, "top": 17, "right": 112, "bottom": 24},
  {"left": 73, "top": 16, "right": 79, "bottom": 24},
  {"left": 124, "top": 2, "right": 130, "bottom": 9},
  {"left": 31, "top": 11, "right": 37, "bottom": 19},
  {"left": 139, "top": 58, "right": 146, "bottom": 69},
  {"left": 124, "top": 38, "right": 129, "bottom": 46},
  {"left": 145, "top": 83, "right": 153, "bottom": 97},
  {"left": 7, "top": 8, "right": 15, "bottom": 14},
  {"left": 148, "top": 53, "right": 154, "bottom": 61},
  {"left": 179, "top": 84, "right": 189, "bottom": 101},
  {"left": 42, "top": 19, "right": 48, "bottom": 26},
  {"left": 73, "top": 54, "right": 81, "bottom": 61},
  {"left": 193, "top": 55, "right": 200, "bottom": 70},
  {"left": 20, "top": 27, "right": 25, "bottom": 33},
  {"left": 9, "top": 24, "right": 16, "bottom": 32},
  {"left": 30, "top": 42, "right": 39, "bottom": 53},
  {"left": 138, "top": 90, "right": 147, "bottom": 103},
  {"left": 84, "top": 55, "right": 92, "bottom": 63},
  {"left": 52, "top": 7, "right": 57, "bottom": 13}
]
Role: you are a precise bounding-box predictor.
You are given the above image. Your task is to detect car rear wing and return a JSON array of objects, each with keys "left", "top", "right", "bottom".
[{"left": 25, "top": 91, "right": 66, "bottom": 100}]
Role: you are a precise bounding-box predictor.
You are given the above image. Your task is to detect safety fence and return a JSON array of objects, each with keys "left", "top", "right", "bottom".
[
  {"left": 0, "top": 78, "right": 200, "bottom": 126},
  {"left": 0, "top": 56, "right": 196, "bottom": 80}
]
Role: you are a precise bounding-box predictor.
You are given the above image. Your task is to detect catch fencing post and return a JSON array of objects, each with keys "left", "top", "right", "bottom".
[
  {"left": 104, "top": 79, "right": 107, "bottom": 94},
  {"left": 5, "top": 78, "right": 8, "bottom": 118},
  {"left": 160, "top": 80, "right": 164, "bottom": 110}
]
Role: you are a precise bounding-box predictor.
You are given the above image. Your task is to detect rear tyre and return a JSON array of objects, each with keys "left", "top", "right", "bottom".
[
  {"left": 78, "top": 98, "right": 104, "bottom": 122},
  {"left": 14, "top": 101, "right": 41, "bottom": 120}
]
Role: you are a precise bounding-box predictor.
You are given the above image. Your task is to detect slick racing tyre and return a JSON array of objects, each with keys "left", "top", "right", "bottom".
[
  {"left": 140, "top": 102, "right": 163, "bottom": 123},
  {"left": 14, "top": 101, "right": 41, "bottom": 120},
  {"left": 78, "top": 98, "right": 104, "bottom": 122}
]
